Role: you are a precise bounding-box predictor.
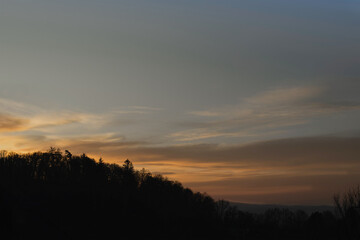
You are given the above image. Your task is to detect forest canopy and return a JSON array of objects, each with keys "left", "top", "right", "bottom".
[{"left": 0, "top": 148, "right": 359, "bottom": 239}]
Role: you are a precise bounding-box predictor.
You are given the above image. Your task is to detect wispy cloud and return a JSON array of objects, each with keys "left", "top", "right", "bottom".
[
  {"left": 0, "top": 97, "right": 161, "bottom": 134},
  {"left": 120, "top": 136, "right": 360, "bottom": 167},
  {"left": 2, "top": 133, "right": 358, "bottom": 204},
  {"left": 0, "top": 98, "right": 43, "bottom": 115},
  {"left": 128, "top": 106, "right": 163, "bottom": 111},
  {"left": 246, "top": 86, "right": 323, "bottom": 105},
  {"left": 8, "top": 134, "right": 355, "bottom": 175},
  {"left": 0, "top": 114, "right": 29, "bottom": 132},
  {"left": 112, "top": 106, "right": 162, "bottom": 115},
  {"left": 120, "top": 136, "right": 360, "bottom": 204},
  {"left": 170, "top": 128, "right": 262, "bottom": 142},
  {"left": 0, "top": 98, "right": 99, "bottom": 132},
  {"left": 176, "top": 86, "right": 360, "bottom": 141}
]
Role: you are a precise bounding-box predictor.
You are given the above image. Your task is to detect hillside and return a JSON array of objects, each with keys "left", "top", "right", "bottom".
[
  {"left": 0, "top": 149, "right": 358, "bottom": 239},
  {"left": 230, "top": 202, "right": 334, "bottom": 215}
]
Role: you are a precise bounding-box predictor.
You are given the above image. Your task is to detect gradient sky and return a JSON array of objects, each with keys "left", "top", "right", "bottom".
[{"left": 1, "top": 0, "right": 360, "bottom": 205}]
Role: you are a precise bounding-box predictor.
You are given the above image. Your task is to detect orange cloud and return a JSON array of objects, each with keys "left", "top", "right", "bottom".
[
  {"left": 0, "top": 114, "right": 29, "bottom": 132},
  {"left": 2, "top": 134, "right": 355, "bottom": 205},
  {"left": 0, "top": 94, "right": 359, "bottom": 205}
]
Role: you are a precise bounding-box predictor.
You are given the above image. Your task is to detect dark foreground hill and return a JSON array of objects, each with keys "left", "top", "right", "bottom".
[
  {"left": 230, "top": 202, "right": 334, "bottom": 215},
  {"left": 0, "top": 149, "right": 359, "bottom": 239}
]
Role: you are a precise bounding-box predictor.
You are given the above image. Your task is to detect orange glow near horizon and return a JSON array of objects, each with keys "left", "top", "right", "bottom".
[{"left": 1, "top": 137, "right": 360, "bottom": 205}]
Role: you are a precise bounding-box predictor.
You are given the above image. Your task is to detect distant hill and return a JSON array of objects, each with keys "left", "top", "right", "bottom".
[{"left": 230, "top": 202, "right": 334, "bottom": 215}]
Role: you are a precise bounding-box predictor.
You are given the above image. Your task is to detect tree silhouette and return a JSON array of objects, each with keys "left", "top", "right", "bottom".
[
  {"left": 334, "top": 185, "right": 360, "bottom": 239},
  {"left": 0, "top": 148, "right": 356, "bottom": 239}
]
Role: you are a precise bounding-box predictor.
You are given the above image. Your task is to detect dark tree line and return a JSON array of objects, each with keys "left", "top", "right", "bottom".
[{"left": 0, "top": 149, "right": 358, "bottom": 239}]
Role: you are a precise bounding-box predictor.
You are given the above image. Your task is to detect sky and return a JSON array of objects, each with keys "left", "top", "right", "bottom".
[{"left": 1, "top": 0, "right": 360, "bottom": 205}]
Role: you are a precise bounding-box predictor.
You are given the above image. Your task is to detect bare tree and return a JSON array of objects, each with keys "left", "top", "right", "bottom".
[
  {"left": 334, "top": 185, "right": 360, "bottom": 239},
  {"left": 334, "top": 185, "right": 360, "bottom": 218}
]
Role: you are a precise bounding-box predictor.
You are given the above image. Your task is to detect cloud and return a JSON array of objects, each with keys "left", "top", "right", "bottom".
[
  {"left": 1, "top": 133, "right": 359, "bottom": 204},
  {"left": 117, "top": 137, "right": 360, "bottom": 174},
  {"left": 10, "top": 134, "right": 352, "bottom": 174},
  {"left": 0, "top": 95, "right": 358, "bottom": 204},
  {"left": 128, "top": 106, "right": 163, "bottom": 111},
  {"left": 0, "top": 98, "right": 161, "bottom": 134},
  {"left": 152, "top": 171, "right": 176, "bottom": 175},
  {"left": 178, "top": 86, "right": 360, "bottom": 141},
  {"left": 0, "top": 98, "right": 94, "bottom": 132},
  {"left": 188, "top": 86, "right": 325, "bottom": 118},
  {"left": 57, "top": 135, "right": 146, "bottom": 153},
  {"left": 110, "top": 135, "right": 359, "bottom": 205},
  {"left": 0, "top": 111, "right": 102, "bottom": 134},
  {"left": 0, "top": 98, "right": 42, "bottom": 115},
  {"left": 0, "top": 114, "right": 29, "bottom": 132},
  {"left": 0, "top": 134, "right": 52, "bottom": 151},
  {"left": 70, "top": 135, "right": 360, "bottom": 204},
  {"left": 187, "top": 172, "right": 360, "bottom": 205},
  {"left": 0, "top": 132, "right": 146, "bottom": 154},
  {"left": 119, "top": 136, "right": 360, "bottom": 168},
  {"left": 8, "top": 134, "right": 352, "bottom": 169},
  {"left": 246, "top": 86, "right": 323, "bottom": 105},
  {"left": 112, "top": 106, "right": 162, "bottom": 115},
  {"left": 2, "top": 131, "right": 359, "bottom": 172},
  {"left": 188, "top": 110, "right": 222, "bottom": 117}
]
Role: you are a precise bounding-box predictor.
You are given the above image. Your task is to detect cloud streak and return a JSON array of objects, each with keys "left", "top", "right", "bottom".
[
  {"left": 0, "top": 114, "right": 28, "bottom": 132},
  {"left": 1, "top": 129, "right": 359, "bottom": 204},
  {"left": 0, "top": 97, "right": 161, "bottom": 134},
  {"left": 177, "top": 86, "right": 360, "bottom": 141},
  {"left": 0, "top": 90, "right": 359, "bottom": 205},
  {"left": 0, "top": 98, "right": 96, "bottom": 132}
]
